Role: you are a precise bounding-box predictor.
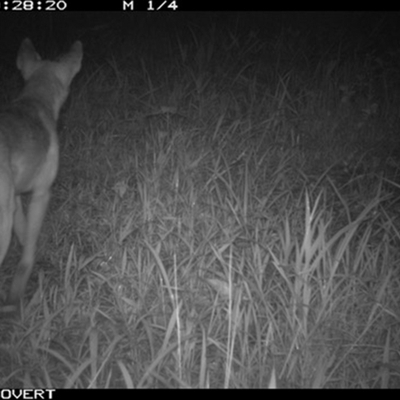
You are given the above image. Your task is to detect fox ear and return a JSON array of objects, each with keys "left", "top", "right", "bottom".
[
  {"left": 68, "top": 41, "right": 83, "bottom": 71},
  {"left": 58, "top": 41, "right": 83, "bottom": 79},
  {"left": 70, "top": 41, "right": 83, "bottom": 56},
  {"left": 16, "top": 38, "right": 42, "bottom": 79}
]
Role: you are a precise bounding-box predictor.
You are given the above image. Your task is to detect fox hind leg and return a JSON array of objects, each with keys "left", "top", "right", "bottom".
[
  {"left": 7, "top": 189, "right": 51, "bottom": 304},
  {"left": 13, "top": 195, "right": 26, "bottom": 246}
]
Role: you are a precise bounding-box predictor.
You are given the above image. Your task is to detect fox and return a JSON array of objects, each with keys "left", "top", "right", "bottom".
[{"left": 0, "top": 38, "right": 82, "bottom": 308}]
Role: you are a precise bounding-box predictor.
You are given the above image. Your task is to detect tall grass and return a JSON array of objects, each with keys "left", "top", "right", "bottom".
[{"left": 0, "top": 21, "right": 399, "bottom": 388}]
